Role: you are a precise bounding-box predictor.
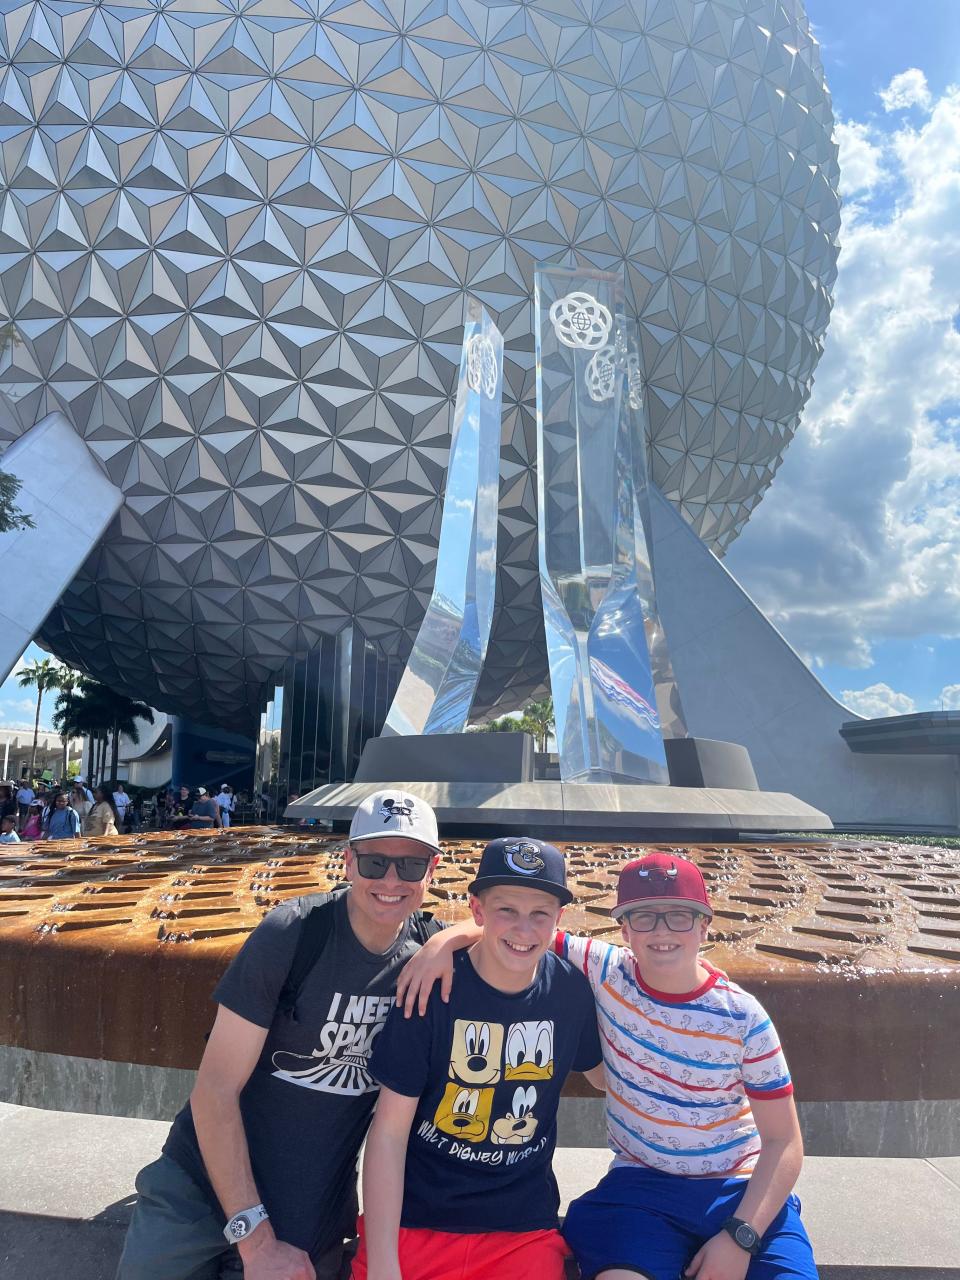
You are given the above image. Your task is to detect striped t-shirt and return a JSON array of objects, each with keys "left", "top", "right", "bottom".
[{"left": 555, "top": 932, "right": 793, "bottom": 1178}]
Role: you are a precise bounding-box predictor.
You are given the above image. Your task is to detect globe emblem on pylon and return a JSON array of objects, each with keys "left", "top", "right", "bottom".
[
  {"left": 585, "top": 345, "right": 619, "bottom": 402},
  {"left": 626, "top": 352, "right": 644, "bottom": 411},
  {"left": 466, "top": 335, "right": 499, "bottom": 400},
  {"left": 549, "top": 293, "right": 613, "bottom": 351}
]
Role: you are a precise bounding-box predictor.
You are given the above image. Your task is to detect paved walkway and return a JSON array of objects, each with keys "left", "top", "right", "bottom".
[{"left": 1, "top": 1103, "right": 958, "bottom": 1278}]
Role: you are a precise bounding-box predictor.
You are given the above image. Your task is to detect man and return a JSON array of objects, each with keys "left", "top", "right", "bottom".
[
  {"left": 217, "top": 784, "right": 235, "bottom": 828},
  {"left": 116, "top": 791, "right": 460, "bottom": 1280},
  {"left": 354, "top": 837, "right": 603, "bottom": 1280},
  {"left": 190, "top": 786, "right": 224, "bottom": 830},
  {"left": 168, "top": 784, "right": 194, "bottom": 828},
  {"left": 15, "top": 780, "right": 34, "bottom": 826},
  {"left": 113, "top": 782, "right": 131, "bottom": 827}
]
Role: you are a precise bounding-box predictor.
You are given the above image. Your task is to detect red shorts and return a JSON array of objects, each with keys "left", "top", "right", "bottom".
[{"left": 350, "top": 1215, "right": 571, "bottom": 1280}]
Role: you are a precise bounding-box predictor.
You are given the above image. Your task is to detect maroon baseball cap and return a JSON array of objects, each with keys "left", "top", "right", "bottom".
[{"left": 612, "top": 852, "right": 713, "bottom": 920}]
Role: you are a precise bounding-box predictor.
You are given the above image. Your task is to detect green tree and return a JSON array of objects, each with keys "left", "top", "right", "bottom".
[
  {"left": 518, "top": 697, "right": 555, "bottom": 753},
  {"left": 481, "top": 715, "right": 524, "bottom": 733},
  {"left": 54, "top": 679, "right": 154, "bottom": 788},
  {"left": 54, "top": 665, "right": 82, "bottom": 781},
  {"left": 16, "top": 657, "right": 62, "bottom": 780},
  {"left": 0, "top": 470, "right": 34, "bottom": 534}
]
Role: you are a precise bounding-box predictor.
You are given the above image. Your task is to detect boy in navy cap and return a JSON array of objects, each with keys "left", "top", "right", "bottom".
[
  {"left": 353, "top": 836, "right": 603, "bottom": 1280},
  {"left": 560, "top": 852, "right": 817, "bottom": 1280}
]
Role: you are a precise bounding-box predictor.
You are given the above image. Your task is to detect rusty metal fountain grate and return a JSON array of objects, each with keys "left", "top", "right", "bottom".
[{"left": 1, "top": 829, "right": 958, "bottom": 1102}]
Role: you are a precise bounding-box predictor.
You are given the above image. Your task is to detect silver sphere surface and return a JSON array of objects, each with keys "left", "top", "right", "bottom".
[{"left": 0, "top": 0, "right": 841, "bottom": 727}]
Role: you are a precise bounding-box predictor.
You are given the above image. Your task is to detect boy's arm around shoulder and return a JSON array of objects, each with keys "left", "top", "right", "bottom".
[
  {"left": 362, "top": 1087, "right": 419, "bottom": 1280},
  {"left": 395, "top": 916, "right": 482, "bottom": 1017},
  {"left": 562, "top": 950, "right": 604, "bottom": 1087}
]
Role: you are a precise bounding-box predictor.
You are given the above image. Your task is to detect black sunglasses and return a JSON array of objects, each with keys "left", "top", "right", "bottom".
[{"left": 353, "top": 851, "right": 432, "bottom": 882}]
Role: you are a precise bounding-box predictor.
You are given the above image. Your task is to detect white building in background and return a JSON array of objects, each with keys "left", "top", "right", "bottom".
[{"left": 0, "top": 727, "right": 82, "bottom": 784}]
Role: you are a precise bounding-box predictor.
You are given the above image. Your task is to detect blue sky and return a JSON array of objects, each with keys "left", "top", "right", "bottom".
[
  {"left": 726, "top": 0, "right": 960, "bottom": 718},
  {"left": 1, "top": 1, "right": 959, "bottom": 729},
  {"left": 0, "top": 642, "right": 61, "bottom": 731}
]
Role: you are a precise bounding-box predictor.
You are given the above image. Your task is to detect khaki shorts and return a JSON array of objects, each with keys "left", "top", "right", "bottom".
[{"left": 116, "top": 1155, "right": 354, "bottom": 1280}]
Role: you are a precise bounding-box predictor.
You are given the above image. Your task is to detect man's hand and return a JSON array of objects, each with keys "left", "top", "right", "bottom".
[
  {"left": 394, "top": 918, "right": 483, "bottom": 1016},
  {"left": 685, "top": 1231, "right": 751, "bottom": 1280},
  {"left": 237, "top": 1224, "right": 316, "bottom": 1279}
]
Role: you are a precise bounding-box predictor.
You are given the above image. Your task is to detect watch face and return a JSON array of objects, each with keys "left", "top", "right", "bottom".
[
  {"left": 229, "top": 1217, "right": 250, "bottom": 1240},
  {"left": 735, "top": 1224, "right": 757, "bottom": 1249}
]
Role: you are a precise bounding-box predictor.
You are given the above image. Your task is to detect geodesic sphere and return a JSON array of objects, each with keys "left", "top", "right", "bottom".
[{"left": 0, "top": 0, "right": 840, "bottom": 728}]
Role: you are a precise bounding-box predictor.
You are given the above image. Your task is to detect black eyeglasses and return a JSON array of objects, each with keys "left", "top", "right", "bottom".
[
  {"left": 353, "top": 851, "right": 432, "bottom": 882},
  {"left": 621, "top": 908, "right": 705, "bottom": 933}
]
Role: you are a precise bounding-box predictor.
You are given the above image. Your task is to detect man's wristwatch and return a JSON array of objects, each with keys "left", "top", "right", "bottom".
[
  {"left": 721, "top": 1216, "right": 761, "bottom": 1256},
  {"left": 223, "top": 1203, "right": 269, "bottom": 1244}
]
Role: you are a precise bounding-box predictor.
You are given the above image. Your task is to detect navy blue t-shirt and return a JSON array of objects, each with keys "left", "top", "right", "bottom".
[{"left": 369, "top": 947, "right": 601, "bottom": 1234}]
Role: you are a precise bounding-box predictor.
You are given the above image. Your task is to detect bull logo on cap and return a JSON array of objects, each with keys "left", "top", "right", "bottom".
[
  {"left": 636, "top": 862, "right": 679, "bottom": 880},
  {"left": 504, "top": 840, "right": 545, "bottom": 876},
  {"left": 379, "top": 795, "right": 416, "bottom": 824}
]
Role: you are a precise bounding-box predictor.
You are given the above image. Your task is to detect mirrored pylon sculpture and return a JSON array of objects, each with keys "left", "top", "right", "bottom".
[
  {"left": 622, "top": 318, "right": 689, "bottom": 746},
  {"left": 382, "top": 302, "right": 503, "bottom": 736},
  {"left": 534, "top": 265, "right": 683, "bottom": 784}
]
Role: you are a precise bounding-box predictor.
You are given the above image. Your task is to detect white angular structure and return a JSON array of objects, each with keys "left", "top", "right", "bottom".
[{"left": 0, "top": 0, "right": 841, "bottom": 735}]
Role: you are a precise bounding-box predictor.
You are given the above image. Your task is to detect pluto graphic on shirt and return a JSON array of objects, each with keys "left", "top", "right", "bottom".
[
  {"left": 431, "top": 1020, "right": 553, "bottom": 1144},
  {"left": 271, "top": 991, "right": 395, "bottom": 1094}
]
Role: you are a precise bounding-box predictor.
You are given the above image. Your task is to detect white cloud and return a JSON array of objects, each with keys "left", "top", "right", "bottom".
[
  {"left": 834, "top": 120, "right": 886, "bottom": 197},
  {"left": 939, "top": 684, "right": 960, "bottom": 710},
  {"left": 727, "top": 81, "right": 960, "bottom": 674},
  {"left": 879, "top": 68, "right": 932, "bottom": 113},
  {"left": 0, "top": 696, "right": 42, "bottom": 725},
  {"left": 841, "top": 683, "right": 916, "bottom": 719}
]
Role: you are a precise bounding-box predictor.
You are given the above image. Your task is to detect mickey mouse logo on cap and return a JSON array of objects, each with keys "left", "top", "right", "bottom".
[
  {"left": 378, "top": 795, "right": 416, "bottom": 824},
  {"left": 503, "top": 840, "right": 545, "bottom": 875}
]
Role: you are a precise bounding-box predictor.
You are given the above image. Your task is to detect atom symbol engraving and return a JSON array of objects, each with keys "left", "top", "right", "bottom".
[{"left": 549, "top": 292, "right": 613, "bottom": 351}]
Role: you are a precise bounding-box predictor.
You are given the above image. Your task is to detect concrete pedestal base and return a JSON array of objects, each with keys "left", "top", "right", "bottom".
[{"left": 285, "top": 778, "right": 830, "bottom": 839}]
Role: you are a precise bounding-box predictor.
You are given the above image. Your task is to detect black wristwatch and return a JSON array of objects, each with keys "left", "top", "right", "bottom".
[{"left": 722, "top": 1217, "right": 761, "bottom": 1256}]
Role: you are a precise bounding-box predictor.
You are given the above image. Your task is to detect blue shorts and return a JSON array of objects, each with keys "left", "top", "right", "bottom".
[{"left": 563, "top": 1165, "right": 816, "bottom": 1280}]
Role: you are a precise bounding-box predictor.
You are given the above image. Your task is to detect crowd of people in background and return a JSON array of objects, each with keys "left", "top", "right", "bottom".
[{"left": 0, "top": 779, "right": 242, "bottom": 842}]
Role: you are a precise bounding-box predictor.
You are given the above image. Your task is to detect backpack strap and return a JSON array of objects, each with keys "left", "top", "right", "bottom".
[
  {"left": 276, "top": 892, "right": 443, "bottom": 1022},
  {"left": 409, "top": 911, "right": 443, "bottom": 945},
  {"left": 277, "top": 887, "right": 348, "bottom": 1021}
]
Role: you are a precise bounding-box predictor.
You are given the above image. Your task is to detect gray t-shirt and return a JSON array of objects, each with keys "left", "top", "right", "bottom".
[{"left": 163, "top": 894, "right": 427, "bottom": 1258}]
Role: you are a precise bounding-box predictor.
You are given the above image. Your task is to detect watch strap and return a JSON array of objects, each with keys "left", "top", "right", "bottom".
[
  {"left": 223, "top": 1203, "right": 269, "bottom": 1244},
  {"left": 721, "top": 1216, "right": 761, "bottom": 1256}
]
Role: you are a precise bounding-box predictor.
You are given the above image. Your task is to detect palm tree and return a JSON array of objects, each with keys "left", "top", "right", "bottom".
[
  {"left": 53, "top": 680, "right": 154, "bottom": 788},
  {"left": 102, "top": 688, "right": 154, "bottom": 789},
  {"left": 481, "top": 715, "right": 524, "bottom": 733},
  {"left": 55, "top": 666, "right": 81, "bottom": 781},
  {"left": 16, "top": 657, "right": 62, "bottom": 780},
  {"left": 519, "top": 697, "right": 555, "bottom": 754}
]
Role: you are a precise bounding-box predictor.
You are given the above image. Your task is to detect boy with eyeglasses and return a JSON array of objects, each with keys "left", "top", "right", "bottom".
[
  {"left": 117, "top": 791, "right": 465, "bottom": 1280},
  {"left": 559, "top": 852, "right": 817, "bottom": 1280}
]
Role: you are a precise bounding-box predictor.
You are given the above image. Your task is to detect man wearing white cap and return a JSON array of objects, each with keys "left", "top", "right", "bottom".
[{"left": 117, "top": 791, "right": 455, "bottom": 1280}]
